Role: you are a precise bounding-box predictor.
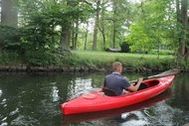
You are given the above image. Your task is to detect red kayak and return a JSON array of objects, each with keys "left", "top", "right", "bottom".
[
  {"left": 60, "top": 75, "right": 175, "bottom": 115},
  {"left": 62, "top": 90, "right": 172, "bottom": 124}
]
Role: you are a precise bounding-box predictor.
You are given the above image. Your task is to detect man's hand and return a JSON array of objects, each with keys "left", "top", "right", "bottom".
[
  {"left": 138, "top": 78, "right": 143, "bottom": 82},
  {"left": 127, "top": 77, "right": 143, "bottom": 92}
]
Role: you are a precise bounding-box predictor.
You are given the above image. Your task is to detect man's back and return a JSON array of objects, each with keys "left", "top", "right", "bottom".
[{"left": 104, "top": 72, "right": 130, "bottom": 96}]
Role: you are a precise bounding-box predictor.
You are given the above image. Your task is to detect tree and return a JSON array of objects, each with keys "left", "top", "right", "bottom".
[
  {"left": 176, "top": 0, "right": 189, "bottom": 60},
  {"left": 18, "top": 0, "right": 93, "bottom": 52},
  {"left": 84, "top": 21, "right": 89, "bottom": 50},
  {"left": 110, "top": 0, "right": 132, "bottom": 48},
  {"left": 1, "top": 0, "right": 18, "bottom": 27},
  {"left": 127, "top": 0, "right": 176, "bottom": 54},
  {"left": 92, "top": 0, "right": 100, "bottom": 50},
  {"left": 98, "top": 0, "right": 108, "bottom": 50},
  {"left": 60, "top": 0, "right": 77, "bottom": 52},
  {"left": 71, "top": 19, "right": 79, "bottom": 50},
  {"left": 112, "top": 0, "right": 118, "bottom": 48}
]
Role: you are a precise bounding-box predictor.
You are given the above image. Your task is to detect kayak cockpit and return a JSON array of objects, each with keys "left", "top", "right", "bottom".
[
  {"left": 103, "top": 79, "right": 160, "bottom": 96},
  {"left": 129, "top": 79, "right": 160, "bottom": 91},
  {"left": 142, "top": 79, "right": 160, "bottom": 88}
]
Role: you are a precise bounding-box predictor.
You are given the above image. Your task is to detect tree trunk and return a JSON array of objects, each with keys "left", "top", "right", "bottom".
[
  {"left": 60, "top": 0, "right": 77, "bottom": 52},
  {"left": 84, "top": 22, "right": 89, "bottom": 50},
  {"left": 176, "top": 0, "right": 181, "bottom": 59},
  {"left": 74, "top": 20, "right": 79, "bottom": 49},
  {"left": 112, "top": 20, "right": 116, "bottom": 48},
  {"left": 176, "top": 0, "right": 181, "bottom": 23},
  {"left": 71, "top": 20, "right": 79, "bottom": 50},
  {"left": 112, "top": 0, "right": 118, "bottom": 48},
  {"left": 92, "top": 0, "right": 100, "bottom": 50},
  {"left": 179, "top": 0, "right": 188, "bottom": 60},
  {"left": 60, "top": 25, "right": 71, "bottom": 52},
  {"left": 102, "top": 30, "right": 106, "bottom": 50},
  {"left": 71, "top": 24, "right": 75, "bottom": 49},
  {"left": 99, "top": 6, "right": 106, "bottom": 50},
  {"left": 1, "top": 0, "right": 18, "bottom": 27}
]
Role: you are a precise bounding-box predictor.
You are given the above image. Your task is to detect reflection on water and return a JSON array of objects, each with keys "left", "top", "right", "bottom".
[
  {"left": 0, "top": 89, "right": 2, "bottom": 97},
  {"left": 68, "top": 78, "right": 93, "bottom": 100},
  {"left": 0, "top": 73, "right": 188, "bottom": 126},
  {"left": 51, "top": 86, "right": 60, "bottom": 102}
]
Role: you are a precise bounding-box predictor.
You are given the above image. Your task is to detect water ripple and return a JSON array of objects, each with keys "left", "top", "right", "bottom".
[
  {"left": 0, "top": 122, "right": 8, "bottom": 126},
  {"left": 0, "top": 99, "right": 6, "bottom": 105},
  {"left": 1, "top": 117, "right": 7, "bottom": 122},
  {"left": 10, "top": 115, "right": 39, "bottom": 126},
  {"left": 9, "top": 108, "right": 19, "bottom": 116},
  {"left": 120, "top": 111, "right": 150, "bottom": 126},
  {"left": 0, "top": 90, "right": 2, "bottom": 97},
  {"left": 0, "top": 116, "right": 7, "bottom": 126}
]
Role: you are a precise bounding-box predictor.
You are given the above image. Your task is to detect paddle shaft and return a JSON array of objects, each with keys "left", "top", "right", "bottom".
[{"left": 129, "top": 69, "right": 180, "bottom": 84}]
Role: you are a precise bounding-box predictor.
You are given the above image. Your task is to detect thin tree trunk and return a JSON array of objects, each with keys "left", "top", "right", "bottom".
[
  {"left": 71, "top": 24, "right": 75, "bottom": 49},
  {"left": 112, "top": 0, "right": 117, "bottom": 48},
  {"left": 99, "top": 6, "right": 106, "bottom": 50},
  {"left": 92, "top": 0, "right": 100, "bottom": 50},
  {"left": 1, "top": 0, "right": 18, "bottom": 27},
  {"left": 112, "top": 20, "right": 116, "bottom": 48},
  {"left": 102, "top": 31, "right": 106, "bottom": 50},
  {"left": 176, "top": 0, "right": 181, "bottom": 23},
  {"left": 84, "top": 22, "right": 89, "bottom": 50},
  {"left": 74, "top": 20, "right": 79, "bottom": 49},
  {"left": 71, "top": 20, "right": 79, "bottom": 50}
]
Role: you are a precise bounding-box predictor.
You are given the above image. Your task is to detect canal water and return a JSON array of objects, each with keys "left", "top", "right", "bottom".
[{"left": 0, "top": 72, "right": 188, "bottom": 126}]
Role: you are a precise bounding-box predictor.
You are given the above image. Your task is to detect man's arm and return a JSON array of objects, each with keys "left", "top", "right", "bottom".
[{"left": 127, "top": 78, "right": 143, "bottom": 92}]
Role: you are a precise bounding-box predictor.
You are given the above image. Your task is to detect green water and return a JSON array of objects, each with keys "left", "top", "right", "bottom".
[{"left": 0, "top": 72, "right": 188, "bottom": 126}]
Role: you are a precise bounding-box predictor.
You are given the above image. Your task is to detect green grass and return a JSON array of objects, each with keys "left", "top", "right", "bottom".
[
  {"left": 70, "top": 51, "right": 175, "bottom": 71},
  {"left": 0, "top": 50, "right": 176, "bottom": 72}
]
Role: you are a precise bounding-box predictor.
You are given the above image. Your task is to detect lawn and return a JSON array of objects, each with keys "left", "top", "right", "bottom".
[{"left": 70, "top": 51, "right": 175, "bottom": 71}]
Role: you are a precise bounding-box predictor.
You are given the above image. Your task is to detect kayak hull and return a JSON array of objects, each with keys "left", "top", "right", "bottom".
[
  {"left": 60, "top": 75, "right": 175, "bottom": 115},
  {"left": 62, "top": 90, "right": 172, "bottom": 124}
]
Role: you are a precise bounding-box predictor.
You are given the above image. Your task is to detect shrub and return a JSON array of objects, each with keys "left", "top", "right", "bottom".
[
  {"left": 120, "top": 42, "right": 130, "bottom": 53},
  {"left": 0, "top": 25, "right": 23, "bottom": 53}
]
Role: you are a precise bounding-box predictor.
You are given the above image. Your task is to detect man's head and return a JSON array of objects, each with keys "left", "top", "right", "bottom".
[{"left": 112, "top": 62, "right": 123, "bottom": 73}]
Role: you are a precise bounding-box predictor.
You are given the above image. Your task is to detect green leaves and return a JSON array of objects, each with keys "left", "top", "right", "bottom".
[
  {"left": 0, "top": 0, "right": 94, "bottom": 65},
  {"left": 0, "top": 25, "right": 22, "bottom": 52},
  {"left": 18, "top": 0, "right": 94, "bottom": 50},
  {"left": 127, "top": 0, "right": 177, "bottom": 53}
]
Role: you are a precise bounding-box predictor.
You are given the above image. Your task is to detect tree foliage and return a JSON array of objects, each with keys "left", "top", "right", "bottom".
[
  {"left": 127, "top": 0, "right": 177, "bottom": 53},
  {"left": 0, "top": 0, "right": 189, "bottom": 66},
  {"left": 1, "top": 0, "right": 93, "bottom": 65}
]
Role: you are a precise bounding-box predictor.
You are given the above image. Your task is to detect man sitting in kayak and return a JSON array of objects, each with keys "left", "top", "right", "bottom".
[{"left": 103, "top": 62, "right": 143, "bottom": 96}]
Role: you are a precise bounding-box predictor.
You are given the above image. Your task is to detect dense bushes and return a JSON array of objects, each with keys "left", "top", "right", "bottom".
[
  {"left": 0, "top": 51, "right": 21, "bottom": 65},
  {"left": 0, "top": 0, "right": 93, "bottom": 66},
  {"left": 0, "top": 24, "right": 59, "bottom": 66},
  {"left": 120, "top": 42, "right": 130, "bottom": 53},
  {"left": 0, "top": 26, "right": 23, "bottom": 52}
]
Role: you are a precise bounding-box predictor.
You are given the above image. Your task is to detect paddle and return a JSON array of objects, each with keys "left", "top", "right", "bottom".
[{"left": 129, "top": 69, "right": 180, "bottom": 84}]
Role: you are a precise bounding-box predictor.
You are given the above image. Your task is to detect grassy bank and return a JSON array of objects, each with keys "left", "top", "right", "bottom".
[
  {"left": 67, "top": 51, "right": 175, "bottom": 72},
  {"left": 0, "top": 50, "right": 176, "bottom": 72}
]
